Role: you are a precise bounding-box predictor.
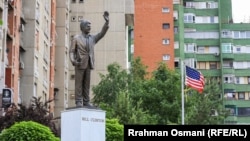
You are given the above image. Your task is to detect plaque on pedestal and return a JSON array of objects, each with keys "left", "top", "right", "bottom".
[{"left": 61, "top": 108, "right": 105, "bottom": 141}]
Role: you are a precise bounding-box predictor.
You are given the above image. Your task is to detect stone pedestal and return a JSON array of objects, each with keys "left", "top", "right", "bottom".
[{"left": 61, "top": 108, "right": 106, "bottom": 141}]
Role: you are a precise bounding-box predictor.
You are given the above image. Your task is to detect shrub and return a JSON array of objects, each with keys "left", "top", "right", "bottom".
[
  {"left": 0, "top": 97, "right": 60, "bottom": 137},
  {"left": 0, "top": 121, "right": 60, "bottom": 141},
  {"left": 106, "top": 118, "right": 124, "bottom": 141}
]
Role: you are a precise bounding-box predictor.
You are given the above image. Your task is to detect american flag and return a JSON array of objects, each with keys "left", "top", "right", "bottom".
[{"left": 185, "top": 66, "right": 205, "bottom": 93}]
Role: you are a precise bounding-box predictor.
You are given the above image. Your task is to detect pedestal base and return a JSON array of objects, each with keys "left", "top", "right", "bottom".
[{"left": 61, "top": 108, "right": 105, "bottom": 141}]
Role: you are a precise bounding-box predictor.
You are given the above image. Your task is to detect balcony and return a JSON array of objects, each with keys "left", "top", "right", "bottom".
[
  {"left": 196, "top": 53, "right": 220, "bottom": 61},
  {"left": 222, "top": 53, "right": 234, "bottom": 59},
  {"left": 224, "top": 100, "right": 250, "bottom": 107},
  {"left": 223, "top": 68, "right": 234, "bottom": 74},
  {"left": 200, "top": 69, "right": 220, "bottom": 76},
  {"left": 235, "top": 69, "right": 250, "bottom": 76},
  {"left": 234, "top": 54, "right": 250, "bottom": 61},
  {"left": 235, "top": 84, "right": 250, "bottom": 92},
  {"left": 224, "top": 83, "right": 235, "bottom": 90}
]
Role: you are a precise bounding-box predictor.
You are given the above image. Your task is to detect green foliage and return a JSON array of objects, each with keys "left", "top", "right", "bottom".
[
  {"left": 185, "top": 77, "right": 230, "bottom": 124},
  {"left": 130, "top": 62, "right": 181, "bottom": 124},
  {"left": 93, "top": 58, "right": 228, "bottom": 128},
  {"left": 106, "top": 118, "right": 123, "bottom": 141},
  {"left": 0, "top": 121, "right": 60, "bottom": 141},
  {"left": 129, "top": 57, "right": 148, "bottom": 81},
  {"left": 92, "top": 62, "right": 129, "bottom": 106},
  {"left": 99, "top": 91, "right": 157, "bottom": 125},
  {"left": 93, "top": 60, "right": 182, "bottom": 125},
  {"left": 0, "top": 97, "right": 60, "bottom": 137}
]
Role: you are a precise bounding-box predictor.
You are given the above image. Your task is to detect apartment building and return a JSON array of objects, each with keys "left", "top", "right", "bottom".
[
  {"left": 54, "top": 0, "right": 70, "bottom": 117},
  {"left": 133, "top": 0, "right": 250, "bottom": 124},
  {"left": 174, "top": 0, "right": 250, "bottom": 124},
  {"left": 0, "top": 0, "right": 8, "bottom": 114},
  {"left": 0, "top": 0, "right": 58, "bottom": 116},
  {"left": 134, "top": 0, "right": 175, "bottom": 73},
  {"left": 17, "top": 0, "right": 58, "bottom": 114}
]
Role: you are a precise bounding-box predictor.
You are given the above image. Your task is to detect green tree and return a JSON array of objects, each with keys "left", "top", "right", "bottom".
[
  {"left": 185, "top": 77, "right": 229, "bottom": 124},
  {"left": 130, "top": 62, "right": 181, "bottom": 124},
  {"left": 92, "top": 62, "right": 129, "bottom": 106},
  {"left": 93, "top": 59, "right": 157, "bottom": 124},
  {"left": 129, "top": 57, "right": 148, "bottom": 81},
  {"left": 0, "top": 121, "right": 59, "bottom": 141}
]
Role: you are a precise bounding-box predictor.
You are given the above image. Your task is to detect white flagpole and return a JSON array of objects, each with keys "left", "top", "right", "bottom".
[{"left": 181, "top": 60, "right": 185, "bottom": 125}]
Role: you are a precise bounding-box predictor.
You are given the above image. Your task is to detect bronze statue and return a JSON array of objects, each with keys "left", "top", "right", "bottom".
[{"left": 69, "top": 11, "right": 109, "bottom": 108}]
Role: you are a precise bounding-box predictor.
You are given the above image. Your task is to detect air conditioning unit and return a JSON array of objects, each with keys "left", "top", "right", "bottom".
[
  {"left": 34, "top": 70, "right": 39, "bottom": 78},
  {"left": 214, "top": 52, "right": 219, "bottom": 56},
  {"left": 19, "top": 24, "right": 24, "bottom": 32},
  {"left": 19, "top": 61, "right": 24, "bottom": 69},
  {"left": 174, "top": 17, "right": 177, "bottom": 21}
]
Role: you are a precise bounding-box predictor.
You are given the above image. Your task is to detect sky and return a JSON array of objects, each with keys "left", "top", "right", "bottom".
[{"left": 232, "top": 0, "right": 250, "bottom": 23}]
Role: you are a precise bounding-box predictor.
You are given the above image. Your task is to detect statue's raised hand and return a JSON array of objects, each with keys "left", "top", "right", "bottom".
[{"left": 103, "top": 11, "right": 109, "bottom": 22}]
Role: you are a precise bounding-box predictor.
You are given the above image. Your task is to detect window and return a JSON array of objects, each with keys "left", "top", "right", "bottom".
[
  {"left": 224, "top": 76, "right": 234, "bottom": 83},
  {"left": 235, "top": 77, "right": 240, "bottom": 84},
  {"left": 78, "top": 16, "right": 83, "bottom": 22},
  {"left": 197, "top": 47, "right": 205, "bottom": 53},
  {"left": 71, "top": 16, "right": 77, "bottom": 22},
  {"left": 185, "top": 43, "right": 196, "bottom": 52},
  {"left": 35, "top": 29, "right": 39, "bottom": 50},
  {"left": 34, "top": 83, "right": 37, "bottom": 97},
  {"left": 221, "top": 43, "right": 232, "bottom": 53},
  {"left": 184, "top": 58, "right": 196, "bottom": 68},
  {"left": 79, "top": 0, "right": 84, "bottom": 3},
  {"left": 162, "top": 38, "right": 170, "bottom": 45},
  {"left": 162, "top": 23, "right": 170, "bottom": 29},
  {"left": 206, "top": 2, "right": 216, "bottom": 8},
  {"left": 226, "top": 107, "right": 236, "bottom": 115},
  {"left": 198, "top": 62, "right": 206, "bottom": 69},
  {"left": 174, "top": 42, "right": 179, "bottom": 49},
  {"left": 233, "top": 31, "right": 240, "bottom": 38},
  {"left": 246, "top": 31, "right": 250, "bottom": 38},
  {"left": 222, "top": 61, "right": 233, "bottom": 68},
  {"left": 209, "top": 62, "right": 217, "bottom": 69},
  {"left": 71, "top": 0, "right": 76, "bottom": 3},
  {"left": 163, "top": 55, "right": 170, "bottom": 61},
  {"left": 236, "top": 47, "right": 241, "bottom": 53},
  {"left": 184, "top": 13, "right": 195, "bottom": 23},
  {"left": 185, "top": 2, "right": 194, "bottom": 8},
  {"left": 238, "top": 92, "right": 245, "bottom": 100},
  {"left": 162, "top": 7, "right": 169, "bottom": 13},
  {"left": 174, "top": 26, "right": 178, "bottom": 34},
  {"left": 35, "top": 2, "right": 40, "bottom": 23},
  {"left": 226, "top": 93, "right": 235, "bottom": 99},
  {"left": 221, "top": 30, "right": 231, "bottom": 38},
  {"left": 70, "top": 74, "right": 75, "bottom": 80},
  {"left": 174, "top": 59, "right": 179, "bottom": 68},
  {"left": 210, "top": 16, "right": 215, "bottom": 23},
  {"left": 233, "top": 31, "right": 250, "bottom": 39},
  {"left": 238, "top": 107, "right": 250, "bottom": 116},
  {"left": 173, "top": 11, "right": 178, "bottom": 20}
]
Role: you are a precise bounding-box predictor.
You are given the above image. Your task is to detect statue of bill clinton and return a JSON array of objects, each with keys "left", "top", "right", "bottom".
[{"left": 69, "top": 11, "right": 109, "bottom": 108}]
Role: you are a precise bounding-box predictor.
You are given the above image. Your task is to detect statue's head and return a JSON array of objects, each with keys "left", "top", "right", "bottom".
[{"left": 80, "top": 19, "right": 91, "bottom": 34}]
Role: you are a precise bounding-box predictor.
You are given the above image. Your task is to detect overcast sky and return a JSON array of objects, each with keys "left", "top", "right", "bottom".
[{"left": 232, "top": 0, "right": 250, "bottom": 23}]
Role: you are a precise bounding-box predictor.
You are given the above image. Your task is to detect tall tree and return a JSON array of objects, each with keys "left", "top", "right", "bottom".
[
  {"left": 92, "top": 62, "right": 129, "bottom": 106},
  {"left": 130, "top": 62, "right": 182, "bottom": 124},
  {"left": 185, "top": 77, "right": 230, "bottom": 124}
]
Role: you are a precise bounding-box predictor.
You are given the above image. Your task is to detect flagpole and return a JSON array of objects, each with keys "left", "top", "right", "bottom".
[{"left": 181, "top": 60, "right": 185, "bottom": 125}]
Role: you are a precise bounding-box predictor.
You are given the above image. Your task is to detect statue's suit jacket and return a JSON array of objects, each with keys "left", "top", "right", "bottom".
[{"left": 70, "top": 22, "right": 109, "bottom": 70}]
